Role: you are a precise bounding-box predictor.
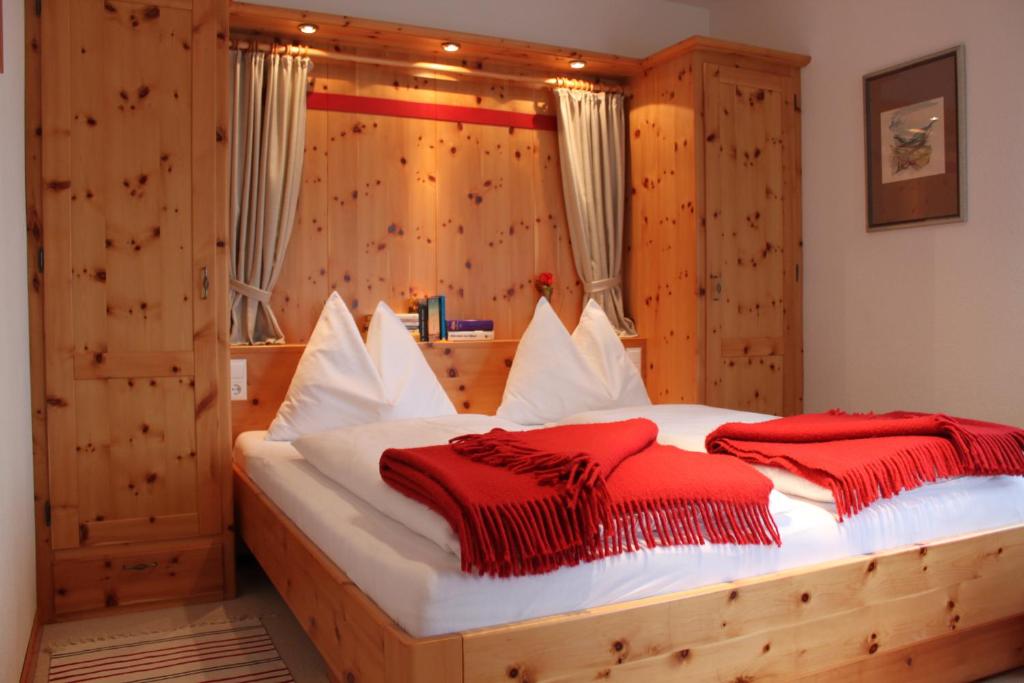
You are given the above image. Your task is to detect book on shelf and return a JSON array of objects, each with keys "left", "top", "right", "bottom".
[
  {"left": 415, "top": 295, "right": 447, "bottom": 341},
  {"left": 447, "top": 330, "right": 495, "bottom": 340},
  {"left": 447, "top": 319, "right": 494, "bottom": 332}
]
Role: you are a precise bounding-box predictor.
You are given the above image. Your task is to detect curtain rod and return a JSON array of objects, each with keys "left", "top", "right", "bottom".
[{"left": 228, "top": 38, "right": 625, "bottom": 94}]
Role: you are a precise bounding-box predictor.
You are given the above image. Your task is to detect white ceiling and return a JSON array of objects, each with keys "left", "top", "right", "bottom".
[{"left": 241, "top": 0, "right": 711, "bottom": 58}]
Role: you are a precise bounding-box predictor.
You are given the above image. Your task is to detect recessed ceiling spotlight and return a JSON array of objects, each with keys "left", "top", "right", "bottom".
[
  {"left": 569, "top": 59, "right": 586, "bottom": 70},
  {"left": 298, "top": 23, "right": 318, "bottom": 34},
  {"left": 441, "top": 41, "right": 461, "bottom": 53}
]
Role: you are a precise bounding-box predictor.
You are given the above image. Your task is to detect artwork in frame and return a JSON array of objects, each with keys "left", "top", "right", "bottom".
[{"left": 864, "top": 46, "right": 966, "bottom": 231}]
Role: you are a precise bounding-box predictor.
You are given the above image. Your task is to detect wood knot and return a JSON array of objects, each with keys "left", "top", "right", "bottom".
[
  {"left": 506, "top": 666, "right": 519, "bottom": 679},
  {"left": 762, "top": 642, "right": 771, "bottom": 653},
  {"left": 613, "top": 640, "right": 624, "bottom": 652},
  {"left": 869, "top": 643, "right": 879, "bottom": 655},
  {"left": 866, "top": 560, "right": 876, "bottom": 572},
  {"left": 447, "top": 368, "right": 458, "bottom": 378},
  {"left": 728, "top": 590, "right": 739, "bottom": 601},
  {"left": 800, "top": 592, "right": 810, "bottom": 603},
  {"left": 919, "top": 546, "right": 928, "bottom": 556},
  {"left": 677, "top": 649, "right": 690, "bottom": 661}
]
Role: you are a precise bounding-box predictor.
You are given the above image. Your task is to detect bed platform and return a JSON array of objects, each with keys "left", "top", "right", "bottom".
[
  {"left": 232, "top": 342, "right": 1024, "bottom": 683},
  {"left": 236, "top": 465, "right": 1024, "bottom": 682}
]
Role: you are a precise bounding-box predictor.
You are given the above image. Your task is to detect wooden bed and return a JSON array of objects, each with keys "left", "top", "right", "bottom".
[{"left": 232, "top": 341, "right": 1024, "bottom": 683}]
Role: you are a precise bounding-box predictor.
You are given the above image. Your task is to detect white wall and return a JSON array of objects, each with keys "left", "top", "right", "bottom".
[
  {"left": 243, "top": 0, "right": 709, "bottom": 58},
  {"left": 0, "top": 0, "right": 36, "bottom": 677},
  {"left": 706, "top": 0, "right": 1024, "bottom": 424}
]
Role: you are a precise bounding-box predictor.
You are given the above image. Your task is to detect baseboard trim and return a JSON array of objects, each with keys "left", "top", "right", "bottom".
[{"left": 19, "top": 611, "right": 42, "bottom": 683}]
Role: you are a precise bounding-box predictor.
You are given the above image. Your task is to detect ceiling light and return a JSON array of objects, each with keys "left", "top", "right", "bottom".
[
  {"left": 298, "top": 23, "right": 318, "bottom": 34},
  {"left": 441, "top": 41, "right": 460, "bottom": 53},
  {"left": 569, "top": 59, "right": 586, "bottom": 70}
]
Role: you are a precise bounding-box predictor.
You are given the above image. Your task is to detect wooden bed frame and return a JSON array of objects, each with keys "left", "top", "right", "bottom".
[{"left": 232, "top": 341, "right": 1024, "bottom": 682}]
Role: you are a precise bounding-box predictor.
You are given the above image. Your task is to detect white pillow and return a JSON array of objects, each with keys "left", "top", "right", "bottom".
[
  {"left": 497, "top": 298, "right": 650, "bottom": 424},
  {"left": 572, "top": 299, "right": 650, "bottom": 409},
  {"left": 266, "top": 294, "right": 455, "bottom": 441}
]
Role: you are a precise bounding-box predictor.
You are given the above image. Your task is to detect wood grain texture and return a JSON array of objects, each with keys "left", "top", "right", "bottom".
[
  {"left": 38, "top": 0, "right": 231, "bottom": 619},
  {"left": 230, "top": 338, "right": 646, "bottom": 441},
  {"left": 229, "top": 1, "right": 640, "bottom": 79},
  {"left": 235, "top": 465, "right": 463, "bottom": 683},
  {"left": 270, "top": 61, "right": 581, "bottom": 343},
  {"left": 704, "top": 63, "right": 802, "bottom": 416},
  {"left": 237, "top": 462, "right": 1024, "bottom": 683},
  {"left": 24, "top": 0, "right": 55, "bottom": 621},
  {"left": 626, "top": 55, "right": 701, "bottom": 403},
  {"left": 52, "top": 538, "right": 223, "bottom": 616},
  {"left": 627, "top": 49, "right": 805, "bottom": 415},
  {"left": 462, "top": 524, "right": 1024, "bottom": 682}
]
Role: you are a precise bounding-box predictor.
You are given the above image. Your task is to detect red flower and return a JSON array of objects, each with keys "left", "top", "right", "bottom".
[{"left": 536, "top": 272, "right": 555, "bottom": 287}]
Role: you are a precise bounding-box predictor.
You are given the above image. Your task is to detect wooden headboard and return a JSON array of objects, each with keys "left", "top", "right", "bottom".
[{"left": 230, "top": 338, "right": 646, "bottom": 440}]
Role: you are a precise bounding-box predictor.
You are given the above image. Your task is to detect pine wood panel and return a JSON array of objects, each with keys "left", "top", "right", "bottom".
[
  {"left": 704, "top": 64, "right": 801, "bottom": 416},
  {"left": 626, "top": 56, "right": 701, "bottom": 403},
  {"left": 38, "top": 0, "right": 231, "bottom": 617},
  {"left": 25, "top": 0, "right": 55, "bottom": 621},
  {"left": 229, "top": 2, "right": 640, "bottom": 80},
  {"left": 271, "top": 62, "right": 580, "bottom": 343},
  {"left": 53, "top": 539, "right": 223, "bottom": 616},
  {"left": 462, "top": 524, "right": 1024, "bottom": 682}
]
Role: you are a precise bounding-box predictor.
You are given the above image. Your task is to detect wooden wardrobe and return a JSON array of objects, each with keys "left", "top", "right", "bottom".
[
  {"left": 30, "top": 0, "right": 232, "bottom": 620},
  {"left": 627, "top": 39, "right": 808, "bottom": 416}
]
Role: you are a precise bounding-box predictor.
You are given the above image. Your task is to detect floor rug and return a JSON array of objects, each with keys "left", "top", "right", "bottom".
[{"left": 47, "top": 618, "right": 294, "bottom": 682}]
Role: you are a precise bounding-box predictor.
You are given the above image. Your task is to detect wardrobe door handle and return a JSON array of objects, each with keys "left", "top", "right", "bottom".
[
  {"left": 201, "top": 266, "right": 210, "bottom": 300},
  {"left": 122, "top": 562, "right": 159, "bottom": 572}
]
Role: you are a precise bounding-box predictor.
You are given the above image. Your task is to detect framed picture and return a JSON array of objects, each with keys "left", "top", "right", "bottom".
[{"left": 864, "top": 45, "right": 966, "bottom": 231}]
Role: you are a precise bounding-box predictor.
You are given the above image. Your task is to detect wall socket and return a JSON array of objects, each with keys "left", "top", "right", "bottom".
[{"left": 230, "top": 358, "right": 247, "bottom": 401}]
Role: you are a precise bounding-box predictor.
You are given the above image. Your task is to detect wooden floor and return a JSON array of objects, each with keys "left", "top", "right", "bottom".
[{"left": 29, "top": 556, "right": 1024, "bottom": 682}]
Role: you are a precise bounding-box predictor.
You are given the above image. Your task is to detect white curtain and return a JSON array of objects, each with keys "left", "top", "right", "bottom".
[
  {"left": 554, "top": 88, "right": 636, "bottom": 335},
  {"left": 229, "top": 50, "right": 311, "bottom": 344}
]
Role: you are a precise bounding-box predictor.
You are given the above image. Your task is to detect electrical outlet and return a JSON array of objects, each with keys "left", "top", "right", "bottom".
[{"left": 230, "top": 358, "right": 247, "bottom": 401}]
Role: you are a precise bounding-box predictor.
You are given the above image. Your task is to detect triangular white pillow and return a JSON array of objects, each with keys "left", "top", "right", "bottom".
[
  {"left": 365, "top": 301, "right": 456, "bottom": 420},
  {"left": 266, "top": 293, "right": 455, "bottom": 441},
  {"left": 497, "top": 298, "right": 650, "bottom": 425},
  {"left": 572, "top": 299, "right": 651, "bottom": 408}
]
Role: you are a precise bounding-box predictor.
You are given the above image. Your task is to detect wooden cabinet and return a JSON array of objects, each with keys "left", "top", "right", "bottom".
[
  {"left": 628, "top": 39, "right": 808, "bottom": 415},
  {"left": 36, "top": 0, "right": 231, "bottom": 619}
]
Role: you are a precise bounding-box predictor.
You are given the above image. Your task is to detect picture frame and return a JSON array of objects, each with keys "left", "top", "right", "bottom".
[{"left": 863, "top": 45, "right": 966, "bottom": 231}]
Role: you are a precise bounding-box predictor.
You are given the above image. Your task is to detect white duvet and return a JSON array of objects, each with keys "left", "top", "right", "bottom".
[{"left": 293, "top": 414, "right": 523, "bottom": 557}]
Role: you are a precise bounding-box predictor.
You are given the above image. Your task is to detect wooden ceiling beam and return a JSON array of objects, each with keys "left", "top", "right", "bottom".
[{"left": 229, "top": 1, "right": 644, "bottom": 79}]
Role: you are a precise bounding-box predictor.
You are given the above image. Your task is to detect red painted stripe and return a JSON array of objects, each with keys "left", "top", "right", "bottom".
[
  {"left": 51, "top": 644, "right": 278, "bottom": 682},
  {"left": 50, "top": 634, "right": 270, "bottom": 672},
  {"left": 307, "top": 92, "right": 559, "bottom": 131}
]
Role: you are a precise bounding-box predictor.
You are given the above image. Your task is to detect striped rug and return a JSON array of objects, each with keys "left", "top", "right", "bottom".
[{"left": 47, "top": 619, "right": 294, "bottom": 682}]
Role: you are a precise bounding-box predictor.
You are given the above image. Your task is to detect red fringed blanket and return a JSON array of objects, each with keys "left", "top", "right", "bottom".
[
  {"left": 380, "top": 419, "right": 779, "bottom": 577},
  {"left": 706, "top": 410, "right": 1024, "bottom": 520}
]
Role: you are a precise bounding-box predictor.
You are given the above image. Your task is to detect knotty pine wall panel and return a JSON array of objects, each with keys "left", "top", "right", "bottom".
[
  {"left": 270, "top": 62, "right": 582, "bottom": 342},
  {"left": 627, "top": 56, "right": 701, "bottom": 402}
]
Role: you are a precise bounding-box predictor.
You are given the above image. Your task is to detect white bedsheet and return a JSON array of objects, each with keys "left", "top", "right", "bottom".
[{"left": 236, "top": 415, "right": 1024, "bottom": 637}]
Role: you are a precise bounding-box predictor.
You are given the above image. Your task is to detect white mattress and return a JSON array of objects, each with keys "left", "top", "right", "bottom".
[{"left": 237, "top": 406, "right": 1024, "bottom": 638}]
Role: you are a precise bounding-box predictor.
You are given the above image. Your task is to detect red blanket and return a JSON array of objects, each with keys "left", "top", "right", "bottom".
[
  {"left": 706, "top": 411, "right": 1024, "bottom": 519},
  {"left": 380, "top": 419, "right": 779, "bottom": 577}
]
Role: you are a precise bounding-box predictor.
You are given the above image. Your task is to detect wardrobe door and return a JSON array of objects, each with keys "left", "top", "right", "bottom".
[
  {"left": 703, "top": 64, "right": 803, "bottom": 416},
  {"left": 41, "top": 0, "right": 225, "bottom": 551}
]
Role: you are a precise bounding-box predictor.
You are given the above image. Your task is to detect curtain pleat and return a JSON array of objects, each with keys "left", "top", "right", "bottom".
[
  {"left": 229, "top": 50, "right": 311, "bottom": 344},
  {"left": 553, "top": 88, "right": 636, "bottom": 335}
]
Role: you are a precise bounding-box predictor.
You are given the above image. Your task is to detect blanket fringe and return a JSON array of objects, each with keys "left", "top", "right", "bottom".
[{"left": 460, "top": 496, "right": 780, "bottom": 577}]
